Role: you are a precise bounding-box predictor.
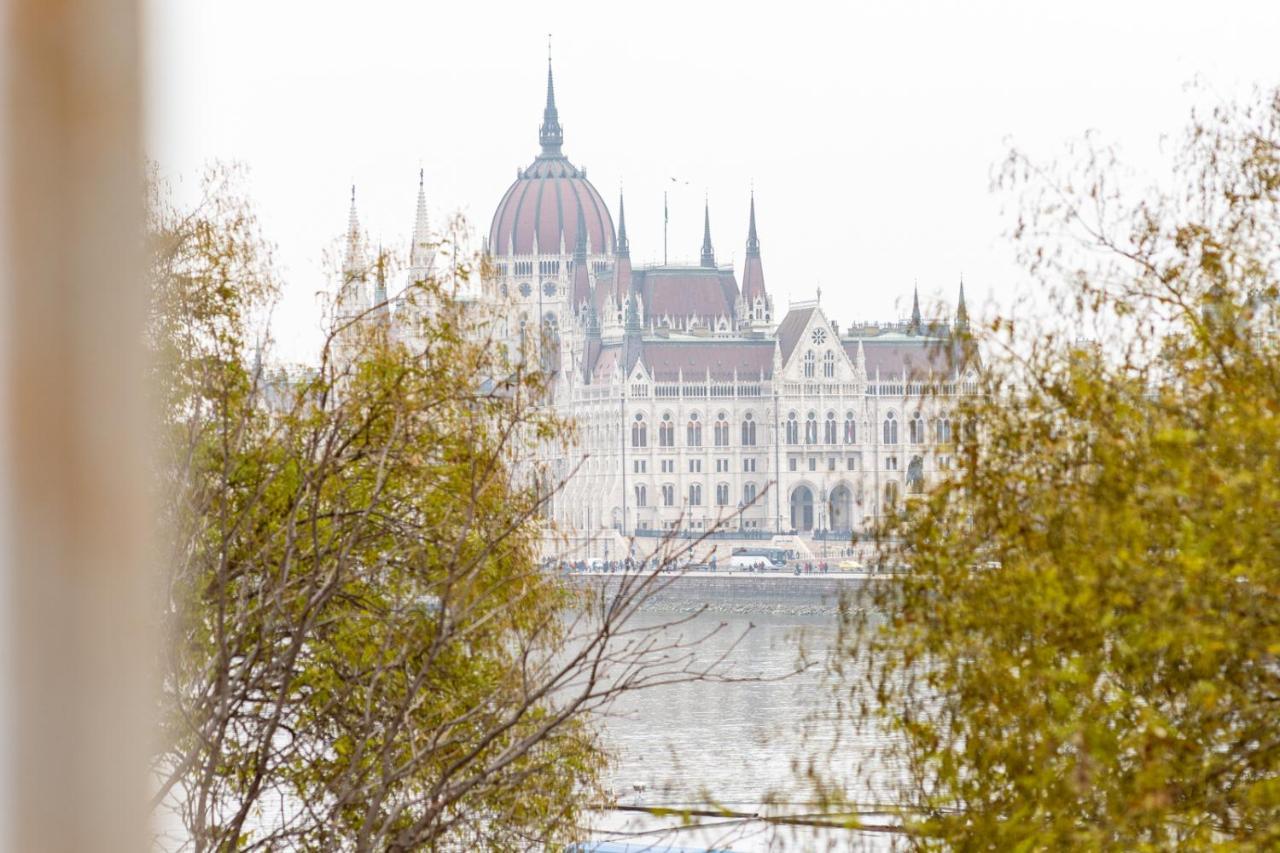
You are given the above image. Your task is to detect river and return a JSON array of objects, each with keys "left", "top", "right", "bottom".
[{"left": 583, "top": 575, "right": 900, "bottom": 852}]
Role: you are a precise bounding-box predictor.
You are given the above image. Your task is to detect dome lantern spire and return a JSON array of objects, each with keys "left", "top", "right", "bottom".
[
  {"left": 538, "top": 38, "right": 564, "bottom": 157},
  {"left": 955, "top": 278, "right": 970, "bottom": 334}
]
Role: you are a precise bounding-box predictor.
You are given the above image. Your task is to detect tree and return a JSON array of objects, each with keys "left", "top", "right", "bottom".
[
  {"left": 148, "top": 167, "right": 736, "bottom": 851},
  {"left": 839, "top": 90, "right": 1280, "bottom": 848}
]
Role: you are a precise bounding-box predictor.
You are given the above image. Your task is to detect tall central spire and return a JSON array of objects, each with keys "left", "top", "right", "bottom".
[
  {"left": 700, "top": 200, "right": 715, "bottom": 268},
  {"left": 538, "top": 43, "right": 564, "bottom": 157},
  {"left": 745, "top": 190, "right": 760, "bottom": 257}
]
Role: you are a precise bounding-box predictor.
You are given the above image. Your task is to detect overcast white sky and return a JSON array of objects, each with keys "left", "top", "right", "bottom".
[{"left": 146, "top": 0, "right": 1280, "bottom": 362}]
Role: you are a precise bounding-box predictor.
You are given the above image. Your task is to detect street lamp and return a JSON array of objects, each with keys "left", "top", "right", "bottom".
[{"left": 819, "top": 486, "right": 828, "bottom": 561}]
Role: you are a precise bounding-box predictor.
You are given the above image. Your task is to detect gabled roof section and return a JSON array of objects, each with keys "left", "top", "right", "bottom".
[
  {"left": 775, "top": 303, "right": 818, "bottom": 362},
  {"left": 590, "top": 343, "right": 622, "bottom": 383}
]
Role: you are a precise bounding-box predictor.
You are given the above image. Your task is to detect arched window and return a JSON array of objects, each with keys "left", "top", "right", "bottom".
[
  {"left": 937, "top": 412, "right": 952, "bottom": 443},
  {"left": 910, "top": 411, "right": 925, "bottom": 444},
  {"left": 714, "top": 412, "right": 730, "bottom": 446},
  {"left": 823, "top": 350, "right": 835, "bottom": 378},
  {"left": 686, "top": 412, "right": 702, "bottom": 447},
  {"left": 688, "top": 483, "right": 702, "bottom": 506},
  {"left": 803, "top": 350, "right": 816, "bottom": 378},
  {"left": 743, "top": 482, "right": 757, "bottom": 504},
  {"left": 634, "top": 484, "right": 647, "bottom": 507},
  {"left": 661, "top": 484, "right": 675, "bottom": 506},
  {"left": 785, "top": 411, "right": 799, "bottom": 445},
  {"left": 659, "top": 413, "right": 674, "bottom": 447},
  {"left": 631, "top": 413, "right": 647, "bottom": 448},
  {"left": 824, "top": 410, "right": 838, "bottom": 444},
  {"left": 741, "top": 411, "right": 757, "bottom": 446},
  {"left": 883, "top": 411, "right": 899, "bottom": 445},
  {"left": 716, "top": 482, "right": 730, "bottom": 506},
  {"left": 805, "top": 411, "right": 818, "bottom": 445},
  {"left": 843, "top": 411, "right": 857, "bottom": 444}
]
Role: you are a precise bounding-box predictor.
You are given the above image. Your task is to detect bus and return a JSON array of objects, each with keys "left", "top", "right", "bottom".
[{"left": 729, "top": 546, "right": 789, "bottom": 568}]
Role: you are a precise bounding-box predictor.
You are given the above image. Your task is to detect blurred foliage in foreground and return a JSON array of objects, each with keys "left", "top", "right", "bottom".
[
  {"left": 146, "top": 167, "right": 608, "bottom": 851},
  {"left": 842, "top": 90, "right": 1280, "bottom": 848}
]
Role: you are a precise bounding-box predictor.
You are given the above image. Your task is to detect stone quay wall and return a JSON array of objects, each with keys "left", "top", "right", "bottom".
[{"left": 567, "top": 572, "right": 873, "bottom": 615}]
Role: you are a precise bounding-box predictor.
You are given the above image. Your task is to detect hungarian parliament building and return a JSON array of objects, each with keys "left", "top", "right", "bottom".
[{"left": 337, "top": 61, "right": 979, "bottom": 541}]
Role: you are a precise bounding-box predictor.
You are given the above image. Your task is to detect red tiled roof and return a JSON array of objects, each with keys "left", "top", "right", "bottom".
[
  {"left": 775, "top": 305, "right": 816, "bottom": 362},
  {"left": 843, "top": 338, "right": 968, "bottom": 378},
  {"left": 591, "top": 344, "right": 622, "bottom": 382},
  {"left": 637, "top": 340, "right": 774, "bottom": 381},
  {"left": 741, "top": 254, "right": 766, "bottom": 302},
  {"left": 613, "top": 255, "right": 632, "bottom": 303},
  {"left": 489, "top": 173, "right": 615, "bottom": 257},
  {"left": 634, "top": 267, "right": 739, "bottom": 325}
]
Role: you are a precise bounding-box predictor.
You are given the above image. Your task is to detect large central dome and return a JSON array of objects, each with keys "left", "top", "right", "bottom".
[{"left": 488, "top": 62, "right": 616, "bottom": 257}]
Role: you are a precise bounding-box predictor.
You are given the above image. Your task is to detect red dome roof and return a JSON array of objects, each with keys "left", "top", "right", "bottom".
[
  {"left": 488, "top": 163, "right": 615, "bottom": 257},
  {"left": 488, "top": 59, "right": 616, "bottom": 257}
]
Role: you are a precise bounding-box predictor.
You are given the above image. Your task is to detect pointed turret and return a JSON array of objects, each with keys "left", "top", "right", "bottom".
[
  {"left": 908, "top": 285, "right": 922, "bottom": 335},
  {"left": 856, "top": 339, "right": 867, "bottom": 376},
  {"left": 340, "top": 186, "right": 368, "bottom": 315},
  {"left": 571, "top": 206, "right": 590, "bottom": 307},
  {"left": 625, "top": 286, "right": 642, "bottom": 334},
  {"left": 538, "top": 55, "right": 563, "bottom": 156},
  {"left": 954, "top": 279, "right": 970, "bottom": 334},
  {"left": 373, "top": 248, "right": 390, "bottom": 326},
  {"left": 741, "top": 191, "right": 768, "bottom": 304},
  {"left": 343, "top": 185, "right": 364, "bottom": 279},
  {"left": 616, "top": 190, "right": 629, "bottom": 258},
  {"left": 700, "top": 201, "right": 715, "bottom": 268},
  {"left": 582, "top": 294, "right": 602, "bottom": 384},
  {"left": 409, "top": 169, "right": 434, "bottom": 280},
  {"left": 614, "top": 190, "right": 633, "bottom": 304}
]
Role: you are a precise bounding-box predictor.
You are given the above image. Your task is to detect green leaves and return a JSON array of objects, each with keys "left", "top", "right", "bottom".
[{"left": 842, "top": 88, "right": 1280, "bottom": 848}]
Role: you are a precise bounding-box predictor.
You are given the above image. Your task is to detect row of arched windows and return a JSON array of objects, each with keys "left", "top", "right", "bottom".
[
  {"left": 635, "top": 482, "right": 762, "bottom": 508},
  {"left": 630, "top": 409, "right": 956, "bottom": 450},
  {"left": 788, "top": 410, "right": 859, "bottom": 446},
  {"left": 631, "top": 411, "right": 759, "bottom": 448}
]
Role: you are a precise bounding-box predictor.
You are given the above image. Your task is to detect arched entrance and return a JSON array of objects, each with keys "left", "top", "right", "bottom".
[
  {"left": 790, "top": 485, "right": 814, "bottom": 532},
  {"left": 828, "top": 485, "right": 853, "bottom": 533}
]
